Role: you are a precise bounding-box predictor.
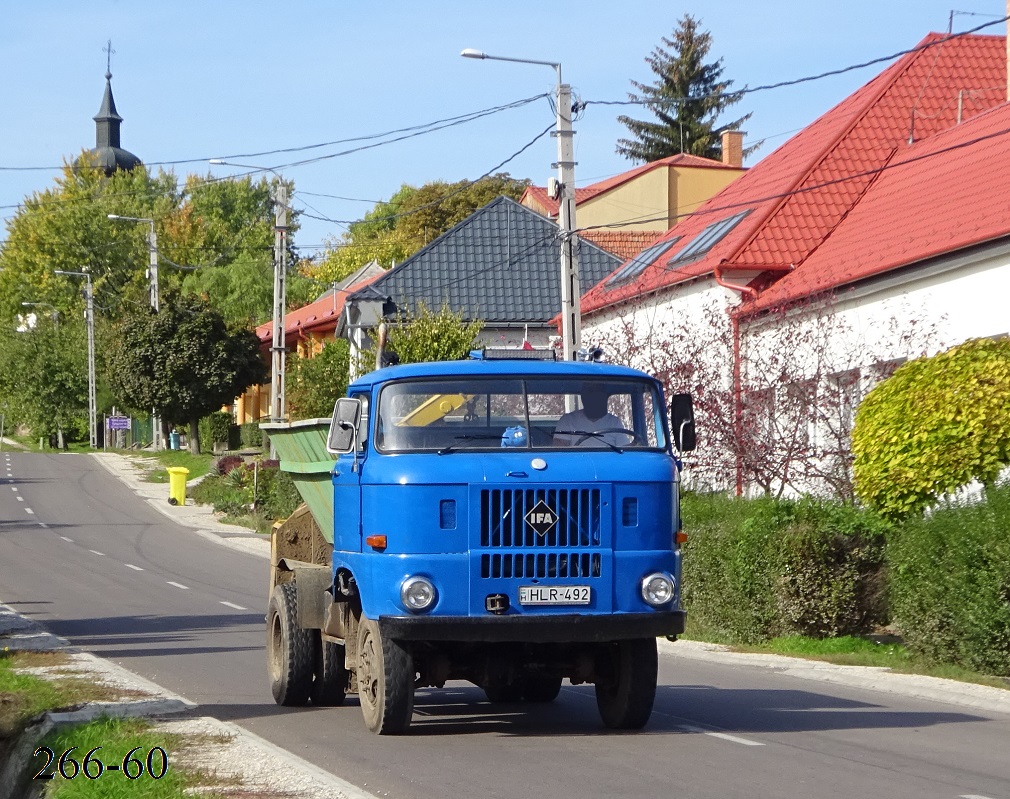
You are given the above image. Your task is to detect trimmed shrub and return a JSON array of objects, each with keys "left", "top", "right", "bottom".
[
  {"left": 887, "top": 482, "right": 1010, "bottom": 675},
  {"left": 681, "top": 493, "right": 889, "bottom": 643},
  {"left": 774, "top": 499, "right": 889, "bottom": 638},
  {"left": 853, "top": 338, "right": 1010, "bottom": 518},
  {"left": 240, "top": 422, "right": 263, "bottom": 448},
  {"left": 681, "top": 493, "right": 786, "bottom": 643}
]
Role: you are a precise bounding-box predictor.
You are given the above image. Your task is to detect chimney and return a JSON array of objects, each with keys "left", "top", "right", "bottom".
[{"left": 721, "top": 130, "right": 744, "bottom": 167}]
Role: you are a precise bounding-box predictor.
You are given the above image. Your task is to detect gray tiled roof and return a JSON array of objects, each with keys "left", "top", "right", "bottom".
[{"left": 347, "top": 196, "right": 621, "bottom": 323}]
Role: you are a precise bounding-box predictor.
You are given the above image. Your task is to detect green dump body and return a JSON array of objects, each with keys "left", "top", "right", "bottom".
[{"left": 259, "top": 418, "right": 335, "bottom": 544}]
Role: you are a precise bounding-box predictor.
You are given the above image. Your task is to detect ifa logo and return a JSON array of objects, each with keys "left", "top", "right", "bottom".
[{"left": 524, "top": 499, "right": 558, "bottom": 537}]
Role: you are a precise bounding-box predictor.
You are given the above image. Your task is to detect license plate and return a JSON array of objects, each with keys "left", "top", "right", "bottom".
[{"left": 518, "top": 585, "right": 591, "bottom": 606}]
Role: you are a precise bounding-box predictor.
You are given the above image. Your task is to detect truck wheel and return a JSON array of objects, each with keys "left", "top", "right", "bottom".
[
  {"left": 267, "top": 582, "right": 315, "bottom": 706},
  {"left": 594, "top": 638, "right": 657, "bottom": 729},
  {"left": 356, "top": 615, "right": 414, "bottom": 734},
  {"left": 523, "top": 676, "right": 563, "bottom": 703},
  {"left": 312, "top": 635, "right": 348, "bottom": 706}
]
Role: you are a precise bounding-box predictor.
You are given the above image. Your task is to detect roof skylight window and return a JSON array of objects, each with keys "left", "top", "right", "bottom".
[
  {"left": 667, "top": 209, "right": 752, "bottom": 266},
  {"left": 605, "top": 237, "right": 681, "bottom": 287}
]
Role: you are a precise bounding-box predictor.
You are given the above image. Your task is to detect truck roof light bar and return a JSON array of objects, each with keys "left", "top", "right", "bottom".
[{"left": 470, "top": 347, "right": 557, "bottom": 361}]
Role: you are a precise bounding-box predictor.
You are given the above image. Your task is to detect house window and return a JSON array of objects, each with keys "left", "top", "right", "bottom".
[
  {"left": 784, "top": 378, "right": 817, "bottom": 446},
  {"left": 870, "top": 357, "right": 906, "bottom": 383},
  {"left": 826, "top": 369, "right": 861, "bottom": 435},
  {"left": 667, "top": 209, "right": 752, "bottom": 266},
  {"left": 605, "top": 237, "right": 681, "bottom": 286}
]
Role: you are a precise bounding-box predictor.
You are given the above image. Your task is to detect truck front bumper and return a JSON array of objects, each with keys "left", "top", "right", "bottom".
[{"left": 378, "top": 611, "right": 686, "bottom": 643}]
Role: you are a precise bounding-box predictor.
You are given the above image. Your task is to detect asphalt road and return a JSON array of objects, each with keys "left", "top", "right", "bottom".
[{"left": 1, "top": 450, "right": 1008, "bottom": 799}]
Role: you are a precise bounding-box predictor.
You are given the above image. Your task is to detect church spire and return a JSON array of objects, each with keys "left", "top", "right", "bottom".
[{"left": 87, "top": 41, "right": 141, "bottom": 175}]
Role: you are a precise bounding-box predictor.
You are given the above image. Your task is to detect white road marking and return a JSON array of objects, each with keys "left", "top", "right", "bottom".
[
  {"left": 16, "top": 495, "right": 23, "bottom": 501},
  {"left": 125, "top": 564, "right": 144, "bottom": 571},
  {"left": 220, "top": 601, "right": 247, "bottom": 610},
  {"left": 166, "top": 581, "right": 189, "bottom": 590},
  {"left": 10, "top": 486, "right": 16, "bottom": 491},
  {"left": 960, "top": 795, "right": 997, "bottom": 799},
  {"left": 25, "top": 508, "right": 34, "bottom": 514},
  {"left": 89, "top": 550, "right": 105, "bottom": 556},
  {"left": 38, "top": 523, "right": 47, "bottom": 528},
  {"left": 60, "top": 536, "right": 73, "bottom": 542}
]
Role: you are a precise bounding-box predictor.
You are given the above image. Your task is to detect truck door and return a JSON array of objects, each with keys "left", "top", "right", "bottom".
[{"left": 332, "top": 392, "right": 367, "bottom": 553}]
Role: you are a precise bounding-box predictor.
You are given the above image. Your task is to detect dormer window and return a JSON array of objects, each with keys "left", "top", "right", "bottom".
[
  {"left": 605, "top": 237, "right": 681, "bottom": 287},
  {"left": 667, "top": 210, "right": 752, "bottom": 266}
]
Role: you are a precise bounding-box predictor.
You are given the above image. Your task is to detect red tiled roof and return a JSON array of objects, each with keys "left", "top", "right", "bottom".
[
  {"left": 580, "top": 33, "right": 1008, "bottom": 316},
  {"left": 256, "top": 275, "right": 381, "bottom": 344},
  {"left": 523, "top": 153, "right": 737, "bottom": 217},
  {"left": 748, "top": 100, "right": 1010, "bottom": 313},
  {"left": 579, "top": 230, "right": 662, "bottom": 261}
]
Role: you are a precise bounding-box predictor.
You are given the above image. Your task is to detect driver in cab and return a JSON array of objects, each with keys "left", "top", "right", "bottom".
[{"left": 553, "top": 386, "right": 631, "bottom": 448}]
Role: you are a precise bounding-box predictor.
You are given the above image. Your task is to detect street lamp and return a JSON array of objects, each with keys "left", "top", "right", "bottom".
[
  {"left": 209, "top": 159, "right": 289, "bottom": 428},
  {"left": 461, "top": 48, "right": 581, "bottom": 361},
  {"left": 20, "top": 302, "right": 59, "bottom": 328},
  {"left": 108, "top": 215, "right": 158, "bottom": 311},
  {"left": 53, "top": 270, "right": 96, "bottom": 449},
  {"left": 108, "top": 214, "right": 162, "bottom": 449}
]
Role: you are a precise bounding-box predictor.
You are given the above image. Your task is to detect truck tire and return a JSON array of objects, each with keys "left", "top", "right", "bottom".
[
  {"left": 594, "top": 638, "right": 657, "bottom": 729},
  {"left": 312, "top": 635, "right": 348, "bottom": 706},
  {"left": 356, "top": 615, "right": 414, "bottom": 734},
  {"left": 267, "top": 582, "right": 315, "bottom": 706},
  {"left": 523, "top": 676, "right": 563, "bottom": 703}
]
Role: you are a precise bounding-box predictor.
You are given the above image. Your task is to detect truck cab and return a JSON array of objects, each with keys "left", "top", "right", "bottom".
[{"left": 265, "top": 352, "right": 694, "bottom": 734}]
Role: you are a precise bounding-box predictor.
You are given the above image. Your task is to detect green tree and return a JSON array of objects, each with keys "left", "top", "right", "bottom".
[
  {"left": 853, "top": 338, "right": 1010, "bottom": 518},
  {"left": 0, "top": 161, "right": 177, "bottom": 323},
  {"left": 0, "top": 160, "right": 313, "bottom": 330},
  {"left": 0, "top": 314, "right": 89, "bottom": 444},
  {"left": 104, "top": 291, "right": 267, "bottom": 454},
  {"left": 386, "top": 304, "right": 484, "bottom": 365},
  {"left": 287, "top": 339, "right": 351, "bottom": 420},
  {"left": 616, "top": 15, "right": 753, "bottom": 163},
  {"left": 310, "top": 174, "right": 530, "bottom": 284}
]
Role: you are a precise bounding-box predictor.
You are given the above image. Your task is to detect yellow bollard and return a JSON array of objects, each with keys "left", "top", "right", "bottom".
[{"left": 167, "top": 467, "right": 190, "bottom": 506}]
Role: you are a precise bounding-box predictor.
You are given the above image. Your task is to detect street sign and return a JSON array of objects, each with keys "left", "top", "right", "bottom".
[{"left": 108, "top": 416, "right": 130, "bottom": 430}]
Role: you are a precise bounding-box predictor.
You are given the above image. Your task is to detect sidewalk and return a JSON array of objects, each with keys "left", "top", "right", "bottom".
[{"left": 90, "top": 451, "right": 270, "bottom": 560}]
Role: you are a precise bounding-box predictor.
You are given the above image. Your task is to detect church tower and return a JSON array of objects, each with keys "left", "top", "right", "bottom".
[{"left": 87, "top": 43, "right": 141, "bottom": 175}]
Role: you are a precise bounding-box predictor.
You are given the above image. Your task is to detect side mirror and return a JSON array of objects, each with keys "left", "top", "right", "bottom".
[
  {"left": 327, "top": 398, "right": 362, "bottom": 454},
  {"left": 670, "top": 393, "right": 696, "bottom": 452}
]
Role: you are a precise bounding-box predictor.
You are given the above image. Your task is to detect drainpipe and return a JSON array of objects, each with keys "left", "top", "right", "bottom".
[{"left": 714, "top": 263, "right": 758, "bottom": 496}]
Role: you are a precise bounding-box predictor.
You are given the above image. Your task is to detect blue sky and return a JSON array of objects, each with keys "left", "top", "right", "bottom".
[{"left": 2, "top": 1, "right": 1006, "bottom": 256}]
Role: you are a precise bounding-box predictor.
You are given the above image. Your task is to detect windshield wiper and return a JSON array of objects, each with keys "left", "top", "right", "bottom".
[
  {"left": 437, "top": 434, "right": 503, "bottom": 455},
  {"left": 558, "top": 430, "right": 625, "bottom": 453}
]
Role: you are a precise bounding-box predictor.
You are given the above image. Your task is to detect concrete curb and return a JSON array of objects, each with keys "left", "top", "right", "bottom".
[
  {"left": 660, "top": 638, "right": 1010, "bottom": 715},
  {"left": 0, "top": 603, "right": 373, "bottom": 798}
]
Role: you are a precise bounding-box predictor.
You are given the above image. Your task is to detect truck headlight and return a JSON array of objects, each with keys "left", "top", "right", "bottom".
[
  {"left": 400, "top": 576, "right": 437, "bottom": 612},
  {"left": 641, "top": 572, "right": 675, "bottom": 607}
]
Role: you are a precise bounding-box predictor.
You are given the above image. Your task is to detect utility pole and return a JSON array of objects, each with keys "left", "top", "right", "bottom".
[
  {"left": 272, "top": 183, "right": 288, "bottom": 426},
  {"left": 460, "top": 49, "right": 581, "bottom": 360},
  {"left": 54, "top": 270, "right": 96, "bottom": 449},
  {"left": 554, "top": 80, "right": 581, "bottom": 361},
  {"left": 148, "top": 224, "right": 159, "bottom": 312},
  {"left": 109, "top": 214, "right": 161, "bottom": 447}
]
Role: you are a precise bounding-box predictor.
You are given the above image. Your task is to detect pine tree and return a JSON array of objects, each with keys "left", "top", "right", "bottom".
[{"left": 616, "top": 15, "right": 753, "bottom": 163}]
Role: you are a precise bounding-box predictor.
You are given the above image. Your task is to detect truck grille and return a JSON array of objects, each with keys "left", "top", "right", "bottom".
[
  {"left": 481, "top": 551, "right": 602, "bottom": 579},
  {"left": 479, "top": 488, "right": 602, "bottom": 548}
]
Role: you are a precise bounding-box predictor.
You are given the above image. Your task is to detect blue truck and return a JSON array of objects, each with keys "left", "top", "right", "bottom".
[{"left": 263, "top": 350, "right": 695, "bottom": 734}]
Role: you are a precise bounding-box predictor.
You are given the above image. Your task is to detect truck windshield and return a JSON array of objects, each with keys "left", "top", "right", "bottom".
[{"left": 376, "top": 377, "right": 667, "bottom": 453}]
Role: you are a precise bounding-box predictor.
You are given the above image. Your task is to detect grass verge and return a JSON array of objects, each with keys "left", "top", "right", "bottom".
[
  {"left": 121, "top": 450, "right": 215, "bottom": 483},
  {"left": 0, "top": 652, "right": 125, "bottom": 740},
  {"left": 38, "top": 716, "right": 225, "bottom": 798}
]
